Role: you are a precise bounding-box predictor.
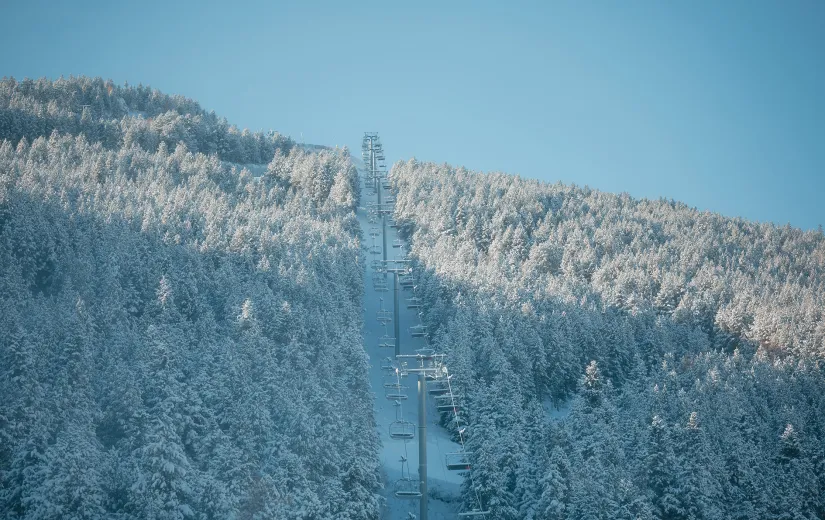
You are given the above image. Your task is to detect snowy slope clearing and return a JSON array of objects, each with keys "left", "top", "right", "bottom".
[{"left": 354, "top": 158, "right": 465, "bottom": 519}]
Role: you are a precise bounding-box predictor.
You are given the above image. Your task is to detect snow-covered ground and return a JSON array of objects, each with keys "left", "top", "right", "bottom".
[
  {"left": 543, "top": 396, "right": 573, "bottom": 421},
  {"left": 222, "top": 161, "right": 269, "bottom": 178},
  {"left": 355, "top": 161, "right": 465, "bottom": 519}
]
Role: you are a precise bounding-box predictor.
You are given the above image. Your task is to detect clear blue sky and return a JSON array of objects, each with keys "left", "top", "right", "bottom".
[{"left": 2, "top": 0, "right": 824, "bottom": 230}]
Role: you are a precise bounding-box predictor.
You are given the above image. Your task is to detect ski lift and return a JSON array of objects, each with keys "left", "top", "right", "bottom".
[
  {"left": 395, "top": 457, "right": 421, "bottom": 498},
  {"left": 384, "top": 380, "right": 404, "bottom": 390},
  {"left": 376, "top": 299, "right": 392, "bottom": 322},
  {"left": 434, "top": 393, "right": 461, "bottom": 403},
  {"left": 458, "top": 509, "right": 490, "bottom": 517},
  {"left": 445, "top": 451, "right": 472, "bottom": 471},
  {"left": 379, "top": 335, "right": 396, "bottom": 348},
  {"left": 381, "top": 358, "right": 396, "bottom": 371},
  {"left": 369, "top": 228, "right": 380, "bottom": 237},
  {"left": 409, "top": 324, "right": 428, "bottom": 338},
  {"left": 389, "top": 420, "right": 415, "bottom": 440},
  {"left": 428, "top": 377, "right": 453, "bottom": 396},
  {"left": 385, "top": 391, "right": 408, "bottom": 401},
  {"left": 438, "top": 403, "right": 461, "bottom": 413},
  {"left": 395, "top": 478, "right": 421, "bottom": 498},
  {"left": 407, "top": 297, "right": 422, "bottom": 309},
  {"left": 373, "top": 283, "right": 389, "bottom": 293},
  {"left": 392, "top": 238, "right": 404, "bottom": 248}
]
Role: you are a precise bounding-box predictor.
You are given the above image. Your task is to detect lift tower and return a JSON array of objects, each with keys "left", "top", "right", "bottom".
[
  {"left": 362, "top": 133, "right": 388, "bottom": 267},
  {"left": 396, "top": 351, "right": 446, "bottom": 520}
]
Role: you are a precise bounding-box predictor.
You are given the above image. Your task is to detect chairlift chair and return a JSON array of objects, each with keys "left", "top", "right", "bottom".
[
  {"left": 383, "top": 380, "right": 404, "bottom": 390},
  {"left": 394, "top": 478, "right": 421, "bottom": 499},
  {"left": 429, "top": 386, "right": 451, "bottom": 396},
  {"left": 389, "top": 420, "right": 415, "bottom": 440},
  {"left": 409, "top": 324, "right": 428, "bottom": 338},
  {"left": 392, "top": 239, "right": 404, "bottom": 248},
  {"left": 445, "top": 451, "right": 472, "bottom": 471},
  {"left": 428, "top": 377, "right": 452, "bottom": 396},
  {"left": 395, "top": 457, "right": 422, "bottom": 498},
  {"left": 379, "top": 335, "right": 395, "bottom": 348},
  {"left": 438, "top": 403, "right": 461, "bottom": 413},
  {"left": 458, "top": 510, "right": 491, "bottom": 517},
  {"left": 407, "top": 297, "right": 422, "bottom": 309},
  {"left": 385, "top": 391, "right": 408, "bottom": 401}
]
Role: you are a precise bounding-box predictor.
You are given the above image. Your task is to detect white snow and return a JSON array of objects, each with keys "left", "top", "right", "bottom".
[
  {"left": 222, "top": 161, "right": 269, "bottom": 178},
  {"left": 356, "top": 161, "right": 465, "bottom": 519},
  {"left": 543, "top": 396, "right": 573, "bottom": 421}
]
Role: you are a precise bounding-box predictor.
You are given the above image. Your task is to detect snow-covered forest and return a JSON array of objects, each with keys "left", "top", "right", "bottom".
[
  {"left": 0, "top": 77, "right": 382, "bottom": 518},
  {"left": 390, "top": 160, "right": 825, "bottom": 519},
  {"left": 3, "top": 75, "right": 825, "bottom": 520}
]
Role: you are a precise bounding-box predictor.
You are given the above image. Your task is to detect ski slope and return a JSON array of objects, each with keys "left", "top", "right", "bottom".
[{"left": 355, "top": 160, "right": 465, "bottom": 519}]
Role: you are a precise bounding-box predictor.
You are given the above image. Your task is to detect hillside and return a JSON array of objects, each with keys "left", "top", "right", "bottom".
[
  {"left": 0, "top": 77, "right": 381, "bottom": 519},
  {"left": 3, "top": 74, "right": 825, "bottom": 520},
  {"left": 390, "top": 159, "right": 825, "bottom": 519}
]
